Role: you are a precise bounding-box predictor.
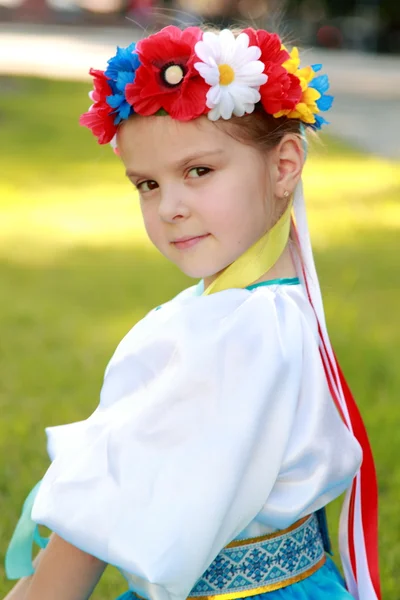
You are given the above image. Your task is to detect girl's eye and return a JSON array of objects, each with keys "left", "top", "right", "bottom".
[
  {"left": 137, "top": 180, "right": 159, "bottom": 193},
  {"left": 187, "top": 167, "right": 211, "bottom": 179}
]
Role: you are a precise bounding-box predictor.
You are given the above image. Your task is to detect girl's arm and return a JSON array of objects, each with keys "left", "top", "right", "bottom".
[{"left": 4, "top": 534, "right": 107, "bottom": 600}]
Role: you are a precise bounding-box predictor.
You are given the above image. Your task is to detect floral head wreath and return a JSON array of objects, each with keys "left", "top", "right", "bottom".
[{"left": 80, "top": 26, "right": 334, "bottom": 150}]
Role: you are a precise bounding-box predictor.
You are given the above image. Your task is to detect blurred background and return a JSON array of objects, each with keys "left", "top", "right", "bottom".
[
  {"left": 0, "top": 1, "right": 399, "bottom": 598},
  {"left": 1, "top": 0, "right": 400, "bottom": 52}
]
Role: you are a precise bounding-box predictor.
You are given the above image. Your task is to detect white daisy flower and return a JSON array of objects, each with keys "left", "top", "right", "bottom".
[{"left": 194, "top": 29, "right": 268, "bottom": 121}]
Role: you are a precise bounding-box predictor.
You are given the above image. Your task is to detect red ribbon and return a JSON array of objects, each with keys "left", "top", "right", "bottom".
[{"left": 335, "top": 359, "right": 381, "bottom": 598}]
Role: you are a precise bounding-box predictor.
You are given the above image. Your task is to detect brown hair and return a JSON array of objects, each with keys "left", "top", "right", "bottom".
[{"left": 216, "top": 109, "right": 303, "bottom": 152}]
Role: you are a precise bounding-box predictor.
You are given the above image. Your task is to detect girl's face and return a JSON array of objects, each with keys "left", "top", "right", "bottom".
[{"left": 118, "top": 115, "right": 274, "bottom": 285}]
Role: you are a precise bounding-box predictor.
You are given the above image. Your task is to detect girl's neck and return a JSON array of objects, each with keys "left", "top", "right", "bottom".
[{"left": 251, "top": 244, "right": 297, "bottom": 286}]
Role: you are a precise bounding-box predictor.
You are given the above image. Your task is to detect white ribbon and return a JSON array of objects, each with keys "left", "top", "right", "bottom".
[{"left": 293, "top": 181, "right": 379, "bottom": 600}]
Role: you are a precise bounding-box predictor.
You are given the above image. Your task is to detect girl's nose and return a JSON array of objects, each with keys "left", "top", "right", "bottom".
[{"left": 158, "top": 186, "right": 190, "bottom": 223}]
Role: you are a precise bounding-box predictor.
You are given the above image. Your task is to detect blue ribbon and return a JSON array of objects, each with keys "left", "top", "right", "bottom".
[{"left": 5, "top": 481, "right": 49, "bottom": 580}]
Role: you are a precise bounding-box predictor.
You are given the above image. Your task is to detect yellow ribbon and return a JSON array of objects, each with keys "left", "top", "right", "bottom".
[{"left": 203, "top": 200, "right": 293, "bottom": 296}]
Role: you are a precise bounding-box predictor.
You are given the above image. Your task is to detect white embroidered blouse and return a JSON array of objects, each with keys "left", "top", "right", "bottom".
[{"left": 31, "top": 280, "right": 362, "bottom": 600}]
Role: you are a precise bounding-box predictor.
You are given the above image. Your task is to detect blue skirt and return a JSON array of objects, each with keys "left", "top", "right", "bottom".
[
  {"left": 116, "top": 556, "right": 354, "bottom": 600},
  {"left": 249, "top": 557, "right": 353, "bottom": 599}
]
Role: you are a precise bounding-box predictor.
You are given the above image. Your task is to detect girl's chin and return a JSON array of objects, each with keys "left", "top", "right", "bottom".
[
  {"left": 163, "top": 245, "right": 233, "bottom": 282},
  {"left": 177, "top": 263, "right": 229, "bottom": 282}
]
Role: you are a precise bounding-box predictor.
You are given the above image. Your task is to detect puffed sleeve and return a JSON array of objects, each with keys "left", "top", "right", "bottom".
[{"left": 31, "top": 287, "right": 361, "bottom": 600}]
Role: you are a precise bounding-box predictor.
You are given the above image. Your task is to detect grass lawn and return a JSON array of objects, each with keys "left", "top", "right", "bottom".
[{"left": 0, "top": 76, "right": 399, "bottom": 598}]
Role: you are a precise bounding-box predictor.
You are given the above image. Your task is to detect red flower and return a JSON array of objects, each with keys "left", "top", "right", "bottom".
[
  {"left": 88, "top": 68, "right": 113, "bottom": 103},
  {"left": 79, "top": 69, "right": 117, "bottom": 144},
  {"left": 125, "top": 26, "right": 209, "bottom": 121},
  {"left": 243, "top": 29, "right": 302, "bottom": 115},
  {"left": 80, "top": 105, "right": 117, "bottom": 145}
]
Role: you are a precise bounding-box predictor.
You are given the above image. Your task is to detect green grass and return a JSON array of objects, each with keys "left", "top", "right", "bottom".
[{"left": 0, "top": 76, "right": 399, "bottom": 598}]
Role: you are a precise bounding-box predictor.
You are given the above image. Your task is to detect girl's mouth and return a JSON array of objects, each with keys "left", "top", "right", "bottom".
[{"left": 172, "top": 234, "right": 210, "bottom": 250}]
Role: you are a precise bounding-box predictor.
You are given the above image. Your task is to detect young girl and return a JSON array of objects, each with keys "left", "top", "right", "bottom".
[{"left": 4, "top": 25, "right": 380, "bottom": 600}]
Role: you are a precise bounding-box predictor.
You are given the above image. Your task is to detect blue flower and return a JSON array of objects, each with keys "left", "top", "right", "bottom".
[
  {"left": 313, "top": 114, "right": 330, "bottom": 130},
  {"left": 105, "top": 43, "right": 141, "bottom": 125},
  {"left": 105, "top": 43, "right": 140, "bottom": 80},
  {"left": 308, "top": 65, "right": 334, "bottom": 130}
]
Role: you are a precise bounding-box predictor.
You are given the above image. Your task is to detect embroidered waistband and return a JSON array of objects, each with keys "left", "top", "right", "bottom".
[{"left": 187, "top": 513, "right": 326, "bottom": 599}]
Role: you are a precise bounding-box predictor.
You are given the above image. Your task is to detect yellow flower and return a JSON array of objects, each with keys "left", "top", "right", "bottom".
[
  {"left": 281, "top": 46, "right": 300, "bottom": 75},
  {"left": 275, "top": 47, "right": 321, "bottom": 125}
]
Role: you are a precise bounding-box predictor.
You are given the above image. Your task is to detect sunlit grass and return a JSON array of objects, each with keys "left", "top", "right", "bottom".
[{"left": 0, "top": 76, "right": 399, "bottom": 598}]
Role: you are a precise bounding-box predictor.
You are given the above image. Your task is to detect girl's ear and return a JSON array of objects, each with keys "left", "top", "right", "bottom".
[{"left": 272, "top": 134, "right": 305, "bottom": 199}]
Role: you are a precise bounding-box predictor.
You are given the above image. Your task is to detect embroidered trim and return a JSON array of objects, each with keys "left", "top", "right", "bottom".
[
  {"left": 189, "top": 559, "right": 326, "bottom": 599},
  {"left": 188, "top": 514, "right": 325, "bottom": 599},
  {"left": 246, "top": 277, "right": 300, "bottom": 290},
  {"left": 225, "top": 516, "right": 309, "bottom": 548}
]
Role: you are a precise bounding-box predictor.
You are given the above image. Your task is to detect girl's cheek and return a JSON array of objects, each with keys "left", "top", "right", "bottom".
[
  {"left": 141, "top": 207, "right": 156, "bottom": 234},
  {"left": 142, "top": 208, "right": 166, "bottom": 248},
  {"left": 140, "top": 200, "right": 157, "bottom": 225}
]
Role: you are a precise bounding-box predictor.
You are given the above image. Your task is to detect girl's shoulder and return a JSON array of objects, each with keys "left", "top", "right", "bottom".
[
  {"left": 122, "top": 277, "right": 309, "bottom": 337},
  {"left": 105, "top": 277, "right": 317, "bottom": 385},
  {"left": 124, "top": 276, "right": 314, "bottom": 341},
  {"left": 159, "top": 276, "right": 307, "bottom": 314},
  {"left": 152, "top": 276, "right": 317, "bottom": 339},
  {"left": 172, "top": 276, "right": 302, "bottom": 300}
]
